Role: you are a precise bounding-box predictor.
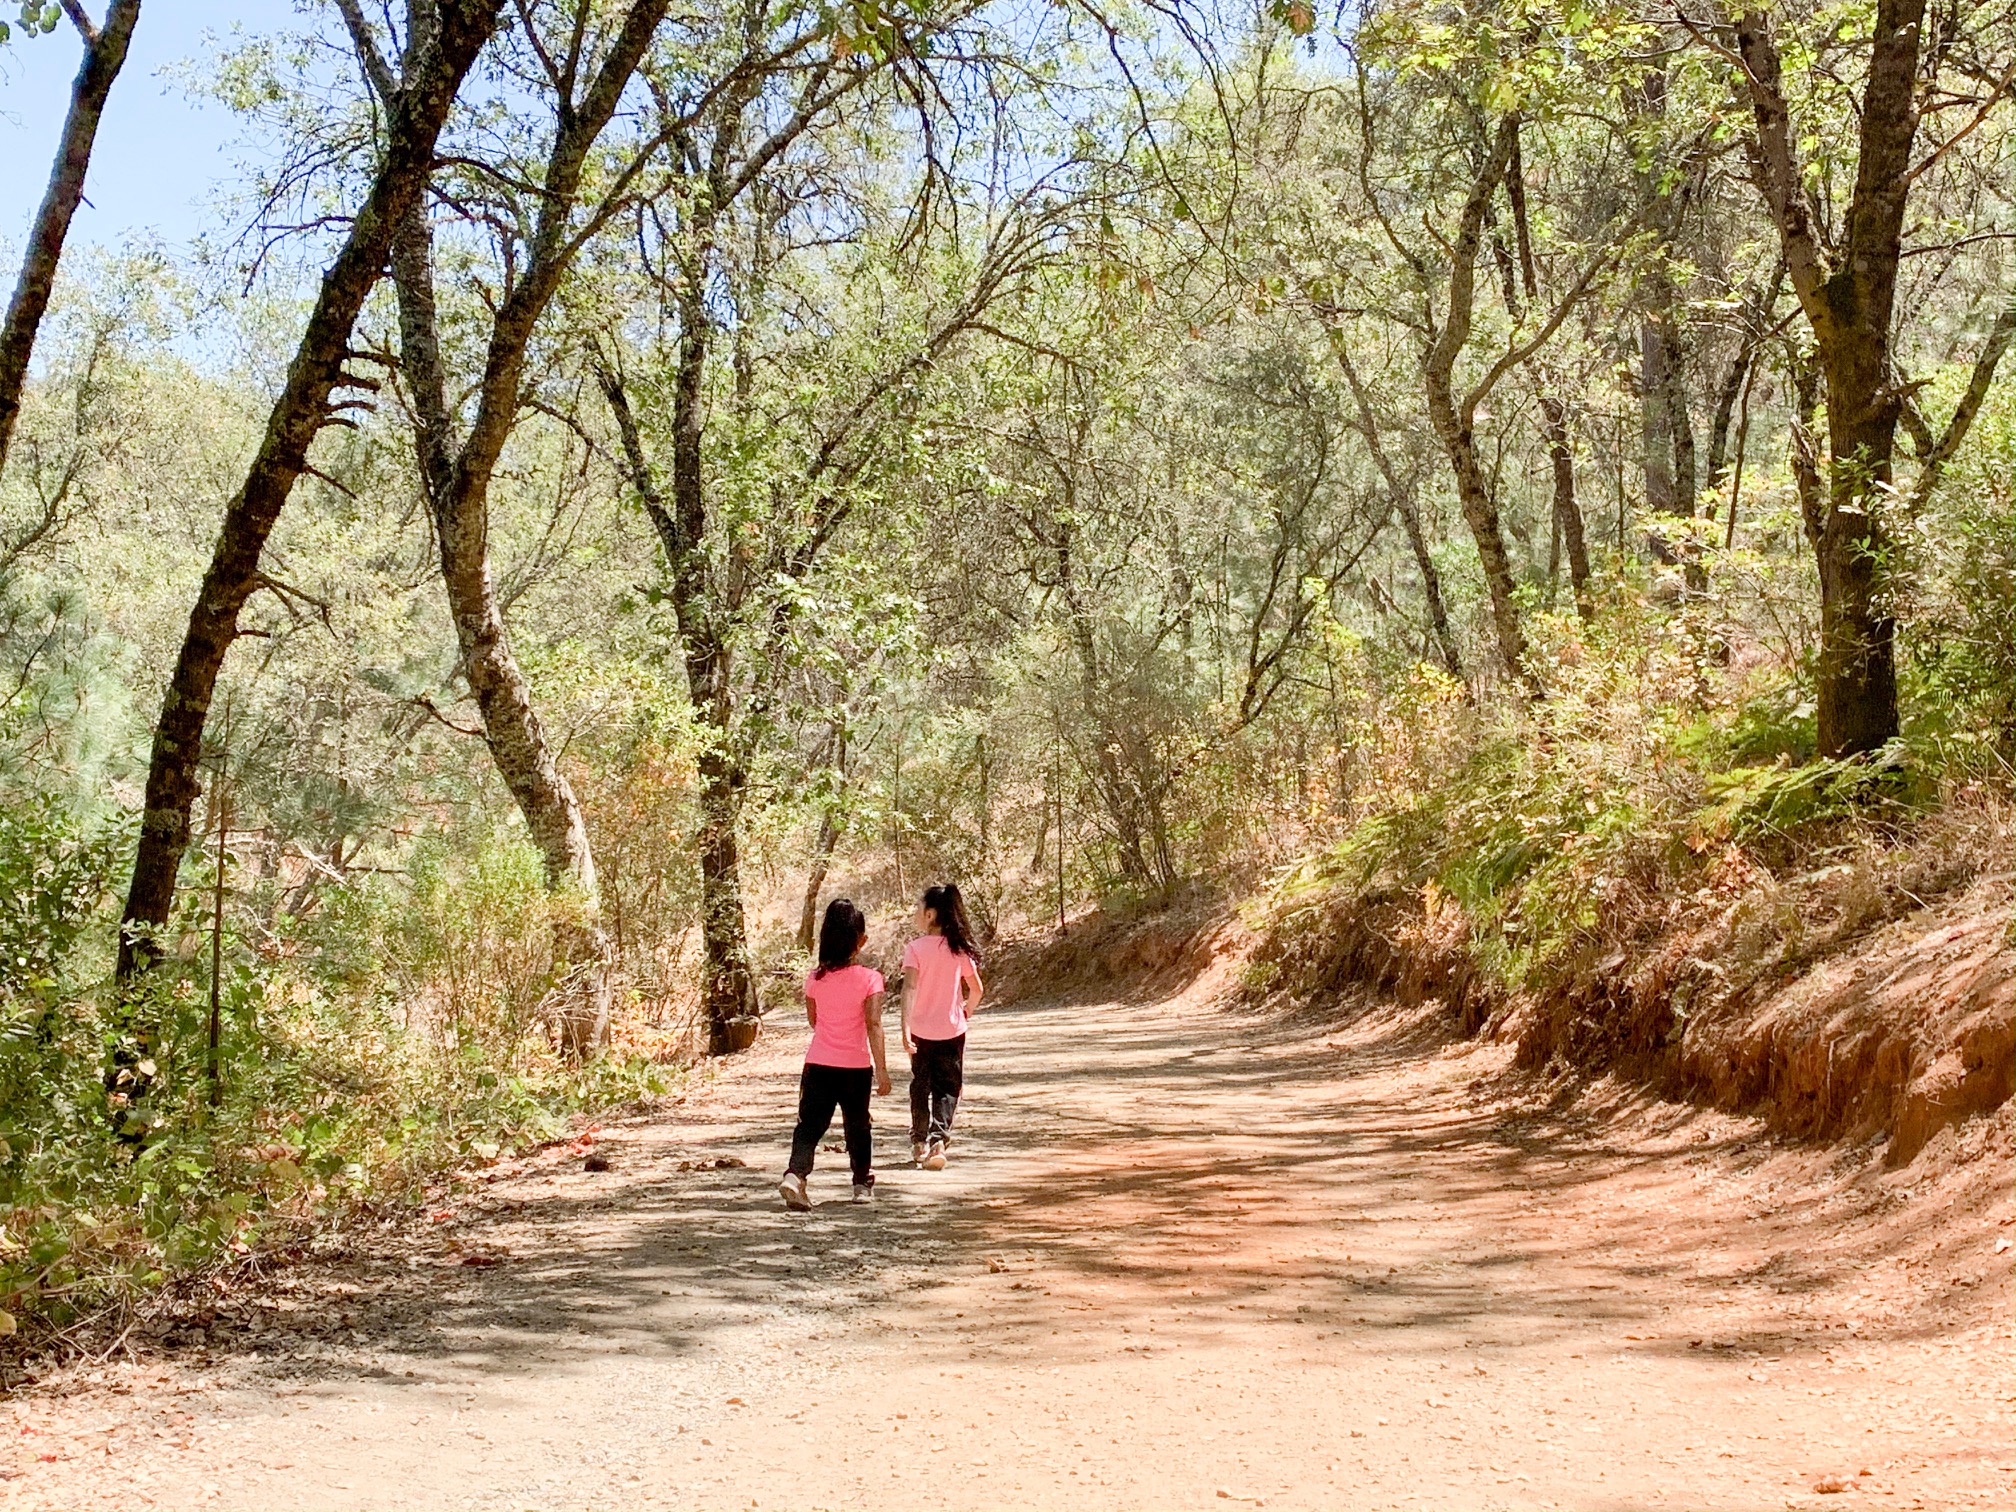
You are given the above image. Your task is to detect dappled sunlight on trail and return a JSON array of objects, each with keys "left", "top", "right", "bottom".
[{"left": 3, "top": 981, "right": 2010, "bottom": 1511}]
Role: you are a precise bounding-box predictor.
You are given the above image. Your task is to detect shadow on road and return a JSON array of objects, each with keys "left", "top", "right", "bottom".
[{"left": 184, "top": 980, "right": 1968, "bottom": 1404}]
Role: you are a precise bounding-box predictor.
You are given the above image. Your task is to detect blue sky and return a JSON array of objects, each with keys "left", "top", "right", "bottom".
[{"left": 0, "top": 1, "right": 281, "bottom": 257}]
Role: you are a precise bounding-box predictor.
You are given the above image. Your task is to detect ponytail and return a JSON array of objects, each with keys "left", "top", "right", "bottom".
[{"left": 921, "top": 883, "right": 978, "bottom": 963}]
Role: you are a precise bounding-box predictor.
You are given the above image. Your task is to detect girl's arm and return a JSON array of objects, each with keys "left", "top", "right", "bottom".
[
  {"left": 865, "top": 991, "right": 891, "bottom": 1096},
  {"left": 805, "top": 991, "right": 818, "bottom": 1028},
  {"left": 962, "top": 963, "right": 985, "bottom": 1018},
  {"left": 900, "top": 965, "right": 920, "bottom": 1053}
]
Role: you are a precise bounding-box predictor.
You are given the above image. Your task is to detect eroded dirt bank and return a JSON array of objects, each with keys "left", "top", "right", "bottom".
[{"left": 2, "top": 974, "right": 2010, "bottom": 1511}]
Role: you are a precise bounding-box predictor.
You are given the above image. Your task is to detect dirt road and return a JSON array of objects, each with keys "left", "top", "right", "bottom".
[{"left": 4, "top": 975, "right": 2011, "bottom": 1511}]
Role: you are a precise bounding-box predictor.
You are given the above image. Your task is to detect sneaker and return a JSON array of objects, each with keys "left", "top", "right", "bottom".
[
  {"left": 852, "top": 1181, "right": 875, "bottom": 1204},
  {"left": 912, "top": 1141, "right": 928, "bottom": 1166},
  {"left": 922, "top": 1139, "right": 947, "bottom": 1171},
  {"left": 778, "top": 1172, "right": 810, "bottom": 1210}
]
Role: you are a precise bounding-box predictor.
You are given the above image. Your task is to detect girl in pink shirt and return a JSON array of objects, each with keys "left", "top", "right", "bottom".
[
  {"left": 779, "top": 899, "right": 891, "bottom": 1210},
  {"left": 900, "top": 883, "right": 985, "bottom": 1170}
]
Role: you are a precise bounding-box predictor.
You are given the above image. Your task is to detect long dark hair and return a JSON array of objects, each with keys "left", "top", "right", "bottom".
[
  {"left": 814, "top": 898, "right": 867, "bottom": 978},
  {"left": 921, "top": 883, "right": 978, "bottom": 962}
]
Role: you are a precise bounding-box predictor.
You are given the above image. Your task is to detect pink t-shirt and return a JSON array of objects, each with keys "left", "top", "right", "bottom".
[
  {"left": 902, "top": 935, "right": 981, "bottom": 1041},
  {"left": 804, "top": 964, "right": 884, "bottom": 1068}
]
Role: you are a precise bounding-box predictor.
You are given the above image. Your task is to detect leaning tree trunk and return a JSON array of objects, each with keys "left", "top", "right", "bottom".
[
  {"left": 396, "top": 205, "right": 612, "bottom": 1056},
  {"left": 1396, "top": 496, "right": 1465, "bottom": 676},
  {"left": 1327, "top": 330, "right": 1464, "bottom": 677},
  {"left": 797, "top": 806, "right": 839, "bottom": 955},
  {"left": 1503, "top": 134, "right": 1594, "bottom": 622},
  {"left": 796, "top": 724, "right": 847, "bottom": 954},
  {"left": 118, "top": 0, "right": 501, "bottom": 981},
  {"left": 1424, "top": 380, "right": 1531, "bottom": 691},
  {"left": 1421, "top": 116, "right": 1531, "bottom": 692},
  {"left": 374, "top": 0, "right": 666, "bottom": 1055},
  {"left": 437, "top": 487, "right": 612, "bottom": 1055},
  {"left": 0, "top": 0, "right": 142, "bottom": 477},
  {"left": 1703, "top": 349, "right": 1751, "bottom": 492}
]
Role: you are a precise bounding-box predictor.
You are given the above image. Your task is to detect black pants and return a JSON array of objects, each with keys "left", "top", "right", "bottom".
[
  {"left": 787, "top": 1063, "right": 874, "bottom": 1183},
  {"left": 909, "top": 1033, "right": 966, "bottom": 1144}
]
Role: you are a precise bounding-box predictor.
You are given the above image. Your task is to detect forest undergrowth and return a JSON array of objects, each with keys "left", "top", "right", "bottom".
[
  {"left": 0, "top": 808, "right": 693, "bottom": 1365},
  {"left": 1236, "top": 598, "right": 2014, "bottom": 1156}
]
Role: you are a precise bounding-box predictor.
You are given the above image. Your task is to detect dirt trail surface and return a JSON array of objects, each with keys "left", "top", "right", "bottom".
[{"left": 4, "top": 975, "right": 2012, "bottom": 1511}]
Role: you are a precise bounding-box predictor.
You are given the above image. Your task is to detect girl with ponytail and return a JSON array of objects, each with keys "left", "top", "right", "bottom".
[
  {"left": 900, "top": 883, "right": 985, "bottom": 1170},
  {"left": 777, "top": 898, "right": 890, "bottom": 1210}
]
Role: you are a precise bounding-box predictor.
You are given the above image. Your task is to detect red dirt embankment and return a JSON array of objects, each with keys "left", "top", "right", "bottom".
[
  {"left": 1671, "top": 883, "right": 2011, "bottom": 1163},
  {"left": 999, "top": 814, "right": 2015, "bottom": 1167}
]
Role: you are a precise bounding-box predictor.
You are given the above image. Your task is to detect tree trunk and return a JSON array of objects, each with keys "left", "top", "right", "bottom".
[
  {"left": 1704, "top": 262, "right": 1786, "bottom": 497},
  {"left": 1640, "top": 312, "right": 1701, "bottom": 571},
  {"left": 0, "top": 0, "right": 142, "bottom": 477},
  {"left": 1666, "top": 325, "right": 1697, "bottom": 516},
  {"left": 1421, "top": 114, "right": 1531, "bottom": 692},
  {"left": 1541, "top": 396, "right": 1592, "bottom": 616},
  {"left": 440, "top": 474, "right": 611, "bottom": 1050},
  {"left": 796, "top": 724, "right": 846, "bottom": 954},
  {"left": 1732, "top": 0, "right": 1925, "bottom": 756},
  {"left": 1654, "top": 310, "right": 1706, "bottom": 595},
  {"left": 1703, "top": 350, "right": 1749, "bottom": 493},
  {"left": 1425, "top": 387, "right": 1531, "bottom": 690},
  {"left": 798, "top": 808, "right": 839, "bottom": 956},
  {"left": 1503, "top": 136, "right": 1593, "bottom": 621},
  {"left": 1631, "top": 60, "right": 1708, "bottom": 595},
  {"left": 1327, "top": 330, "right": 1464, "bottom": 676},
  {"left": 1639, "top": 318, "right": 1676, "bottom": 517},
  {"left": 1811, "top": 437, "right": 1899, "bottom": 758},
  {"left": 672, "top": 306, "right": 760, "bottom": 1053},
  {"left": 1633, "top": 65, "right": 1698, "bottom": 516},
  {"left": 390, "top": 206, "right": 610, "bottom": 1057},
  {"left": 600, "top": 340, "right": 760, "bottom": 1054},
  {"left": 374, "top": 0, "right": 666, "bottom": 1055},
  {"left": 1055, "top": 513, "right": 1151, "bottom": 881},
  {"left": 1396, "top": 495, "right": 1463, "bottom": 674},
  {"left": 1788, "top": 356, "right": 1825, "bottom": 543},
  {"left": 695, "top": 749, "right": 758, "bottom": 1054},
  {"left": 1901, "top": 300, "right": 2016, "bottom": 514},
  {"left": 118, "top": 0, "right": 500, "bottom": 980}
]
